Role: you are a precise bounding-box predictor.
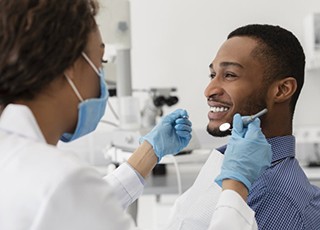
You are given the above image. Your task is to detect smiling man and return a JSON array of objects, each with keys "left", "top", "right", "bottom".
[{"left": 165, "top": 24, "right": 320, "bottom": 230}]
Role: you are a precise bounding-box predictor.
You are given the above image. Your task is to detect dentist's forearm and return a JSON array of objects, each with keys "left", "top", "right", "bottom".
[
  {"left": 127, "top": 141, "right": 158, "bottom": 178},
  {"left": 222, "top": 179, "right": 249, "bottom": 201}
]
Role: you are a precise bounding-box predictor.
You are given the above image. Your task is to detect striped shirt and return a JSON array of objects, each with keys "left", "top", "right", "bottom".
[{"left": 218, "top": 135, "right": 320, "bottom": 229}]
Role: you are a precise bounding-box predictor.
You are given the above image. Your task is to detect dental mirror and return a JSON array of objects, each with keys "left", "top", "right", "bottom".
[
  {"left": 219, "top": 108, "right": 268, "bottom": 132},
  {"left": 219, "top": 123, "right": 231, "bottom": 132}
]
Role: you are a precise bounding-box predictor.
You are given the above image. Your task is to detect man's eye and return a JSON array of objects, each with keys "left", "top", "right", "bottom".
[
  {"left": 209, "top": 73, "right": 216, "bottom": 79},
  {"left": 225, "top": 72, "right": 236, "bottom": 78}
]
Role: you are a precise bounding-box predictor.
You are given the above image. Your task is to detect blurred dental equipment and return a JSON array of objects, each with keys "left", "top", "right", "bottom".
[
  {"left": 219, "top": 108, "right": 268, "bottom": 132},
  {"left": 94, "top": 0, "right": 200, "bottom": 166},
  {"left": 140, "top": 87, "right": 179, "bottom": 129},
  {"left": 96, "top": 1, "right": 179, "bottom": 133}
]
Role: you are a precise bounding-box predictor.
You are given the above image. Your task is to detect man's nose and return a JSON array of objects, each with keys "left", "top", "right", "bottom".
[{"left": 204, "top": 77, "right": 224, "bottom": 99}]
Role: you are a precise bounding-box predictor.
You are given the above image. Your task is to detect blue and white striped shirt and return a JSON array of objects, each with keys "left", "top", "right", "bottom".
[{"left": 219, "top": 135, "right": 320, "bottom": 229}]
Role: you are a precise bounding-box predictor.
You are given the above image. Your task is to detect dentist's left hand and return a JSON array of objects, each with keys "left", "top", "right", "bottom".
[{"left": 140, "top": 109, "right": 192, "bottom": 162}]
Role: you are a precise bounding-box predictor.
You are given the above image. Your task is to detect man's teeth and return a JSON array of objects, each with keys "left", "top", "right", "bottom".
[{"left": 210, "top": 107, "right": 229, "bottom": 112}]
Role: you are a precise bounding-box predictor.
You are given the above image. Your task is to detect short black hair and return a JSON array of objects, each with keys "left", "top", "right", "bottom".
[{"left": 228, "top": 24, "right": 305, "bottom": 118}]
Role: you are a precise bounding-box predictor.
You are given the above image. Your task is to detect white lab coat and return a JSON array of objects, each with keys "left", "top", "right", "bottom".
[{"left": 0, "top": 104, "right": 256, "bottom": 230}]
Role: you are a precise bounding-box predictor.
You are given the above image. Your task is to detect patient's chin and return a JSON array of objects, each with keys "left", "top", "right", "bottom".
[{"left": 206, "top": 126, "right": 231, "bottom": 137}]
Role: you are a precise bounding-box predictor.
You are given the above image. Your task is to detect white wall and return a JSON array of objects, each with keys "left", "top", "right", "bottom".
[{"left": 128, "top": 0, "right": 320, "bottom": 130}]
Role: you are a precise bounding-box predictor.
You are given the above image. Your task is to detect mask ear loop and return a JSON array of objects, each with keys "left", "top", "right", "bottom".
[
  {"left": 81, "top": 52, "right": 100, "bottom": 75},
  {"left": 65, "top": 74, "right": 84, "bottom": 102},
  {"left": 65, "top": 52, "right": 100, "bottom": 102}
]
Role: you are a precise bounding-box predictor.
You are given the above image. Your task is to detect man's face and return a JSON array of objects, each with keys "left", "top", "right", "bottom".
[{"left": 205, "top": 36, "right": 268, "bottom": 137}]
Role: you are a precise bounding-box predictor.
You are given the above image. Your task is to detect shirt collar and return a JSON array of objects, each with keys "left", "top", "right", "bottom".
[
  {"left": 0, "top": 104, "right": 46, "bottom": 143},
  {"left": 217, "top": 135, "right": 296, "bottom": 163}
]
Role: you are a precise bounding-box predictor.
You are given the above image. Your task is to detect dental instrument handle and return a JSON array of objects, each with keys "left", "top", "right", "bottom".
[{"left": 242, "top": 108, "right": 268, "bottom": 126}]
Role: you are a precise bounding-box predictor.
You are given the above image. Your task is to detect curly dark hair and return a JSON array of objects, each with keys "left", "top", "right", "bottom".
[
  {"left": 228, "top": 24, "right": 305, "bottom": 118},
  {"left": 0, "top": 0, "right": 99, "bottom": 106}
]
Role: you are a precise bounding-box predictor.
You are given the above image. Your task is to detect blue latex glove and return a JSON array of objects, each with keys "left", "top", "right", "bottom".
[
  {"left": 140, "top": 109, "right": 192, "bottom": 162},
  {"left": 215, "top": 113, "right": 272, "bottom": 191}
]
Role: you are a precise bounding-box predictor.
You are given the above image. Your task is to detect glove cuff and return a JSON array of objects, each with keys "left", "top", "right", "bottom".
[{"left": 139, "top": 136, "right": 162, "bottom": 163}]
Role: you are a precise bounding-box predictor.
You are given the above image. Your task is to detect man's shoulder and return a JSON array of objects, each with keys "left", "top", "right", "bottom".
[
  {"left": 252, "top": 157, "right": 309, "bottom": 190},
  {"left": 249, "top": 157, "right": 320, "bottom": 209}
]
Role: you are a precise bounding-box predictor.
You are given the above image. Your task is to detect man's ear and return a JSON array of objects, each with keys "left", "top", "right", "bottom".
[{"left": 271, "top": 77, "right": 297, "bottom": 103}]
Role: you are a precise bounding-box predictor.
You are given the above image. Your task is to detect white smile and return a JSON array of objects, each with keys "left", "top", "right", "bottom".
[{"left": 210, "top": 106, "right": 229, "bottom": 113}]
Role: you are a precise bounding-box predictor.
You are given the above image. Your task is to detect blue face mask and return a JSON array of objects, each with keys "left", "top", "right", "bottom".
[{"left": 60, "top": 52, "right": 109, "bottom": 142}]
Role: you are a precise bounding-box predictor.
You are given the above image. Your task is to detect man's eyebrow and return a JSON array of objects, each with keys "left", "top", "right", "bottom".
[
  {"left": 101, "top": 43, "right": 105, "bottom": 48},
  {"left": 209, "top": 62, "right": 244, "bottom": 70},
  {"left": 220, "top": 61, "right": 244, "bottom": 68}
]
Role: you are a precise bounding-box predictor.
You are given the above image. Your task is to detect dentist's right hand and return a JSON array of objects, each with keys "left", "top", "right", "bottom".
[
  {"left": 140, "top": 109, "right": 192, "bottom": 162},
  {"left": 215, "top": 113, "right": 272, "bottom": 191}
]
